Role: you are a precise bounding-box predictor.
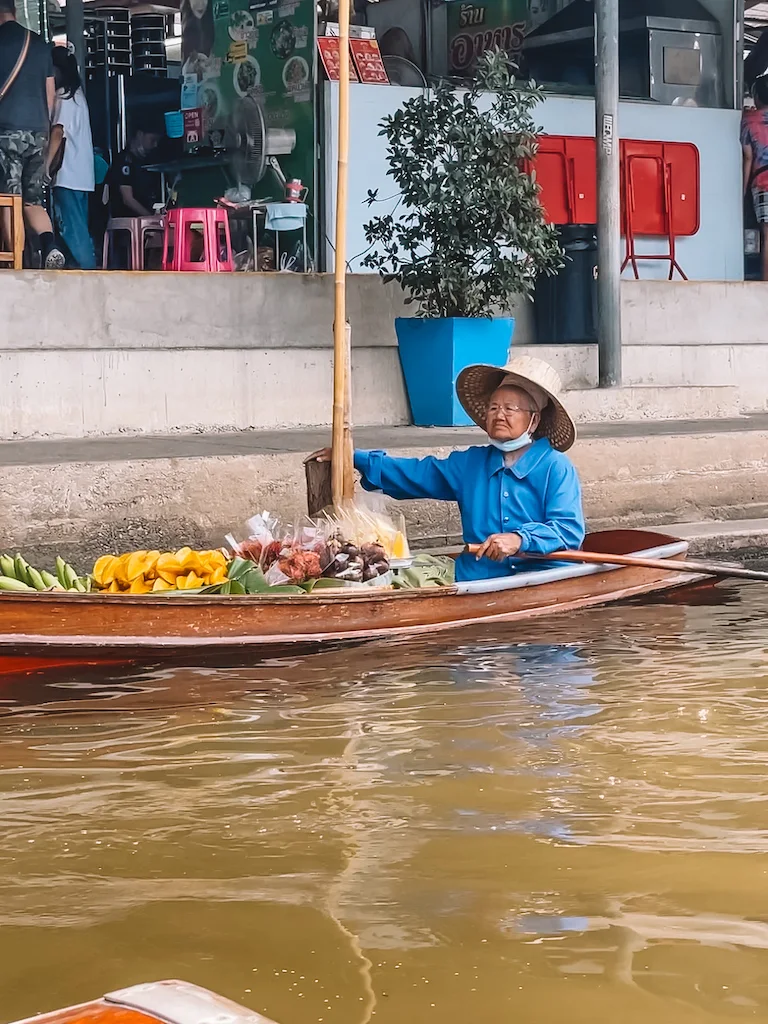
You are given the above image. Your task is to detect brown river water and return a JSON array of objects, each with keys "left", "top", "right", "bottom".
[{"left": 1, "top": 582, "right": 767, "bottom": 1023}]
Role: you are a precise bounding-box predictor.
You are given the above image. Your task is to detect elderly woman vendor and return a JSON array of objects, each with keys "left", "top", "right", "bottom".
[{"left": 312, "top": 355, "right": 585, "bottom": 582}]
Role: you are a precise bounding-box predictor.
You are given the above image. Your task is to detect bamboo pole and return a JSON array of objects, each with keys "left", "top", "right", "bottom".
[
  {"left": 342, "top": 320, "right": 355, "bottom": 497},
  {"left": 331, "top": 0, "right": 354, "bottom": 505}
]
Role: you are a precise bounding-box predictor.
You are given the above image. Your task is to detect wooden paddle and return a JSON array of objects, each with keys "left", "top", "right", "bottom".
[{"left": 464, "top": 544, "right": 768, "bottom": 584}]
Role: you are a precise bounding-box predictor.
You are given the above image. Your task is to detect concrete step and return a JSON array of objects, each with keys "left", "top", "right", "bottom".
[
  {"left": 621, "top": 344, "right": 767, "bottom": 414},
  {"left": 566, "top": 385, "right": 742, "bottom": 423},
  {"left": 511, "top": 344, "right": 598, "bottom": 389},
  {"left": 511, "top": 345, "right": 761, "bottom": 419},
  {"left": 622, "top": 345, "right": 737, "bottom": 388}
]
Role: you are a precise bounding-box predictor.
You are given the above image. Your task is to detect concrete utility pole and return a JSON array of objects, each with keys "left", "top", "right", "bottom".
[
  {"left": 65, "top": 0, "right": 86, "bottom": 83},
  {"left": 594, "top": 0, "right": 621, "bottom": 386}
]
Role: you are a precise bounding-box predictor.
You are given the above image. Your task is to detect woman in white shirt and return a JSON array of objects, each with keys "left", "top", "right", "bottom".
[{"left": 51, "top": 46, "right": 96, "bottom": 269}]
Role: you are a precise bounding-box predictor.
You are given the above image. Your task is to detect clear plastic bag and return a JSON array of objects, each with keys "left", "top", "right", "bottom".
[
  {"left": 264, "top": 518, "right": 333, "bottom": 585},
  {"left": 225, "top": 511, "right": 282, "bottom": 571},
  {"left": 225, "top": 504, "right": 405, "bottom": 587},
  {"left": 320, "top": 499, "right": 410, "bottom": 561},
  {"left": 314, "top": 503, "right": 403, "bottom": 584}
]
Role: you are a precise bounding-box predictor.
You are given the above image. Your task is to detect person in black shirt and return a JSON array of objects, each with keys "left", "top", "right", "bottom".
[
  {"left": 106, "top": 125, "right": 162, "bottom": 218},
  {"left": 0, "top": 0, "right": 65, "bottom": 268}
]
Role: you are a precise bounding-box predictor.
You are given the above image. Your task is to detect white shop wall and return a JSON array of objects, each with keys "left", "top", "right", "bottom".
[{"left": 323, "top": 83, "right": 743, "bottom": 282}]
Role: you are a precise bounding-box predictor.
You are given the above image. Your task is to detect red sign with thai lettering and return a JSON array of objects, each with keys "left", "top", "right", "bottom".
[
  {"left": 349, "top": 38, "right": 389, "bottom": 85},
  {"left": 317, "top": 36, "right": 359, "bottom": 82}
]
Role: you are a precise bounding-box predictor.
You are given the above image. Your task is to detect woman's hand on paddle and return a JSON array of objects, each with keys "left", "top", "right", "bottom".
[
  {"left": 475, "top": 533, "right": 523, "bottom": 561},
  {"left": 304, "top": 447, "right": 332, "bottom": 465}
]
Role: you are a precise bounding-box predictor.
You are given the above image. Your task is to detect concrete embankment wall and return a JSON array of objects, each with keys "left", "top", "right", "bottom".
[
  {"left": 0, "top": 272, "right": 417, "bottom": 437},
  {"left": 2, "top": 272, "right": 767, "bottom": 440},
  {"left": 621, "top": 283, "right": 768, "bottom": 413},
  {"left": 3, "top": 422, "right": 768, "bottom": 570}
]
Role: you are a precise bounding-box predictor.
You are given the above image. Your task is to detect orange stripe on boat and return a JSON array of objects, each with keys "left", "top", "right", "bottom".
[
  {"left": 12, "top": 1005, "right": 159, "bottom": 1024},
  {"left": 0, "top": 656, "right": 128, "bottom": 678}
]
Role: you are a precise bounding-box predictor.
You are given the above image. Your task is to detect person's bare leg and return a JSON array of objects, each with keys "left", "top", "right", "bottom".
[{"left": 23, "top": 202, "right": 52, "bottom": 235}]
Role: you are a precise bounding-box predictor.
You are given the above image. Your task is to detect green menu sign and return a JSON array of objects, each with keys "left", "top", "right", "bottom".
[
  {"left": 447, "top": 0, "right": 528, "bottom": 75},
  {"left": 182, "top": 0, "right": 316, "bottom": 211}
]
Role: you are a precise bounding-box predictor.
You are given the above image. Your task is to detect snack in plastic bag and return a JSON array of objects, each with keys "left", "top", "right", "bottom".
[
  {"left": 226, "top": 511, "right": 282, "bottom": 570},
  {"left": 226, "top": 505, "right": 402, "bottom": 588},
  {"left": 316, "top": 502, "right": 405, "bottom": 583},
  {"left": 262, "top": 518, "right": 333, "bottom": 585},
  {"left": 265, "top": 548, "right": 324, "bottom": 585},
  {"left": 320, "top": 500, "right": 410, "bottom": 563},
  {"left": 353, "top": 491, "right": 411, "bottom": 559}
]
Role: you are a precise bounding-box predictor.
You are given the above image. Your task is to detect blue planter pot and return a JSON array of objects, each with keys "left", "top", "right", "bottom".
[{"left": 394, "top": 316, "right": 515, "bottom": 427}]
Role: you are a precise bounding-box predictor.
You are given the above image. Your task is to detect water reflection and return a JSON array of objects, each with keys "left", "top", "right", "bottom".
[{"left": 1, "top": 586, "right": 768, "bottom": 1023}]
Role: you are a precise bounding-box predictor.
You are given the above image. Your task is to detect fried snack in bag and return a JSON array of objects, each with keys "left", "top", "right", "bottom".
[
  {"left": 321, "top": 499, "right": 410, "bottom": 561},
  {"left": 264, "top": 519, "right": 332, "bottom": 585},
  {"left": 226, "top": 504, "right": 407, "bottom": 588},
  {"left": 315, "top": 499, "right": 409, "bottom": 583},
  {"left": 226, "top": 511, "right": 282, "bottom": 571}
]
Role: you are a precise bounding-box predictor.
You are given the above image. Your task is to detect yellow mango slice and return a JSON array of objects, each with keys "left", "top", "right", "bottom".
[
  {"left": 92, "top": 555, "right": 118, "bottom": 587},
  {"left": 156, "top": 553, "right": 183, "bottom": 583},
  {"left": 128, "top": 575, "right": 152, "bottom": 594},
  {"left": 209, "top": 566, "right": 228, "bottom": 585},
  {"left": 174, "top": 547, "right": 194, "bottom": 568},
  {"left": 113, "top": 554, "right": 131, "bottom": 587},
  {"left": 206, "top": 551, "right": 228, "bottom": 573},
  {"left": 125, "top": 551, "right": 151, "bottom": 582},
  {"left": 143, "top": 551, "right": 162, "bottom": 577},
  {"left": 107, "top": 580, "right": 122, "bottom": 594},
  {"left": 152, "top": 578, "right": 174, "bottom": 592}
]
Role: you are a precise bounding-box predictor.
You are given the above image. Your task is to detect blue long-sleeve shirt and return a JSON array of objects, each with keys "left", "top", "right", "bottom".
[{"left": 354, "top": 439, "right": 585, "bottom": 582}]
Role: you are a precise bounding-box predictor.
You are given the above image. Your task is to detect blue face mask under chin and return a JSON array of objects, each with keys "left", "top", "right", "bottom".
[
  {"left": 488, "top": 432, "right": 532, "bottom": 453},
  {"left": 488, "top": 413, "right": 536, "bottom": 453}
]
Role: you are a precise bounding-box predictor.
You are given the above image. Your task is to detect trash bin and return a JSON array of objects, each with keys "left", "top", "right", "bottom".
[{"left": 534, "top": 224, "right": 597, "bottom": 344}]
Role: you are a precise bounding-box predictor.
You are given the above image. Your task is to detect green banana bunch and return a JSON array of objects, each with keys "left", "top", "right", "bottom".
[
  {"left": 0, "top": 552, "right": 90, "bottom": 594},
  {"left": 55, "top": 555, "right": 90, "bottom": 592},
  {"left": 0, "top": 576, "right": 34, "bottom": 592}
]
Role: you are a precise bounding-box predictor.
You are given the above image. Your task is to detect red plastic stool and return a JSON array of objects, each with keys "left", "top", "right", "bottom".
[{"left": 161, "top": 207, "right": 234, "bottom": 272}]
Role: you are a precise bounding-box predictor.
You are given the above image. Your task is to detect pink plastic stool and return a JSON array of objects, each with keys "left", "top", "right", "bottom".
[{"left": 161, "top": 207, "right": 234, "bottom": 272}]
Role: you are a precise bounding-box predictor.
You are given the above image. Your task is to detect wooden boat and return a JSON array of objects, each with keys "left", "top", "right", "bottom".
[
  {"left": 0, "top": 530, "right": 700, "bottom": 676},
  {"left": 11, "top": 979, "right": 277, "bottom": 1024}
]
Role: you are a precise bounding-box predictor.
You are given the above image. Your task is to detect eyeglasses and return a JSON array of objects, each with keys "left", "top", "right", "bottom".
[{"left": 487, "top": 405, "right": 535, "bottom": 415}]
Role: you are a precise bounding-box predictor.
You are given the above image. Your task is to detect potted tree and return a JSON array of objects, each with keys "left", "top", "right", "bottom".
[{"left": 363, "top": 49, "right": 563, "bottom": 427}]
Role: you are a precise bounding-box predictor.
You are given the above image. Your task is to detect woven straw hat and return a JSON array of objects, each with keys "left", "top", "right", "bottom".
[{"left": 456, "top": 354, "right": 576, "bottom": 452}]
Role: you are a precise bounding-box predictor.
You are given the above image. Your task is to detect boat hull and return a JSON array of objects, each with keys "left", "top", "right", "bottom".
[
  {"left": 10, "top": 979, "right": 276, "bottom": 1024},
  {"left": 0, "top": 531, "right": 700, "bottom": 672}
]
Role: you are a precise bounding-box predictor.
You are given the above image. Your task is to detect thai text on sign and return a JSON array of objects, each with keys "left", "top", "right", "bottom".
[
  {"left": 349, "top": 38, "right": 389, "bottom": 85},
  {"left": 317, "top": 36, "right": 359, "bottom": 82}
]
